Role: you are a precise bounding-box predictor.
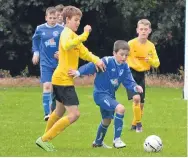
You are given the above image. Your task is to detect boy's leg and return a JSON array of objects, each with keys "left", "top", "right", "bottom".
[
  {"left": 37, "top": 86, "right": 79, "bottom": 143},
  {"left": 43, "top": 82, "right": 52, "bottom": 121},
  {"left": 40, "top": 66, "right": 53, "bottom": 121},
  {"left": 127, "top": 69, "right": 144, "bottom": 131},
  {"left": 93, "top": 108, "right": 113, "bottom": 148},
  {"left": 132, "top": 94, "right": 142, "bottom": 131},
  {"left": 113, "top": 104, "right": 126, "bottom": 148}
]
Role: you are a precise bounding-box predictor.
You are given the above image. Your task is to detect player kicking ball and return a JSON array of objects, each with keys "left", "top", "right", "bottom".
[{"left": 68, "top": 40, "right": 143, "bottom": 148}]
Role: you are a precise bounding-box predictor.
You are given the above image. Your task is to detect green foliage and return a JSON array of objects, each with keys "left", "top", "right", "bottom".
[{"left": 0, "top": 0, "right": 186, "bottom": 74}]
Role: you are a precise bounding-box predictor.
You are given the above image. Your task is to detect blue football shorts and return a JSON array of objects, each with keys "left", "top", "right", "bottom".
[
  {"left": 40, "top": 66, "right": 55, "bottom": 83},
  {"left": 94, "top": 94, "right": 119, "bottom": 119}
]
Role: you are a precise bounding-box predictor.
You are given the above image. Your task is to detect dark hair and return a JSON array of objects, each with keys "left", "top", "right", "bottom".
[
  {"left": 62, "top": 6, "right": 82, "bottom": 24},
  {"left": 113, "top": 40, "right": 130, "bottom": 52}
]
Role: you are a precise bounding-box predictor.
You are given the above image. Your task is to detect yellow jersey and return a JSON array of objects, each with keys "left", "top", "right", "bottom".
[
  {"left": 127, "top": 38, "right": 160, "bottom": 72},
  {"left": 52, "top": 27, "right": 100, "bottom": 86}
]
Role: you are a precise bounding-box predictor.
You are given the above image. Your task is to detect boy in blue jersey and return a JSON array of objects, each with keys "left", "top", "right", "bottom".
[
  {"left": 68, "top": 40, "right": 143, "bottom": 148},
  {"left": 55, "top": 4, "right": 64, "bottom": 26},
  {"left": 32, "top": 7, "right": 64, "bottom": 121}
]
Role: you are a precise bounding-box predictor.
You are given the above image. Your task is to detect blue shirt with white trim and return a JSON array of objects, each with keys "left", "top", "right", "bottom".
[
  {"left": 32, "top": 23, "right": 64, "bottom": 68},
  {"left": 78, "top": 56, "right": 138, "bottom": 98}
]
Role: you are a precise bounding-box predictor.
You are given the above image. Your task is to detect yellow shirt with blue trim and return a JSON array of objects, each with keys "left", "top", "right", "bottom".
[
  {"left": 127, "top": 38, "right": 160, "bottom": 72},
  {"left": 52, "top": 27, "right": 100, "bottom": 86}
]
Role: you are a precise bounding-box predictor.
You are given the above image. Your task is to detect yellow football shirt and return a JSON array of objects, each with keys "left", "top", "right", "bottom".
[
  {"left": 52, "top": 27, "right": 99, "bottom": 86},
  {"left": 127, "top": 38, "right": 160, "bottom": 72}
]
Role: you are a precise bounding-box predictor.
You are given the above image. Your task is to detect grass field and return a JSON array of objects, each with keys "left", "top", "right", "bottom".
[{"left": 0, "top": 86, "right": 187, "bottom": 157}]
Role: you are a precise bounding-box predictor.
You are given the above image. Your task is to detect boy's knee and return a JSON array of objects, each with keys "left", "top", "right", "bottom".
[
  {"left": 116, "top": 104, "right": 125, "bottom": 114},
  {"left": 43, "top": 82, "right": 52, "bottom": 91},
  {"left": 70, "top": 110, "right": 80, "bottom": 120},
  {"left": 133, "top": 95, "right": 140, "bottom": 104},
  {"left": 102, "top": 119, "right": 111, "bottom": 126}
]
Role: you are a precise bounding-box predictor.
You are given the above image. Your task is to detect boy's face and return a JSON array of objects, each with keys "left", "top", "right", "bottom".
[
  {"left": 66, "top": 15, "right": 81, "bottom": 32},
  {"left": 136, "top": 24, "right": 151, "bottom": 39},
  {"left": 56, "top": 11, "right": 64, "bottom": 25},
  {"left": 113, "top": 49, "right": 129, "bottom": 64},
  {"left": 45, "top": 13, "right": 57, "bottom": 26}
]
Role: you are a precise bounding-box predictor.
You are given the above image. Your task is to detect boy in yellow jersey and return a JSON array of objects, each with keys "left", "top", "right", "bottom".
[
  {"left": 35, "top": 6, "right": 105, "bottom": 151},
  {"left": 126, "top": 19, "right": 160, "bottom": 132}
]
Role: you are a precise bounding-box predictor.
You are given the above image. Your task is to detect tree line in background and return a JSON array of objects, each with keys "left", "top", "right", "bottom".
[{"left": 0, "top": 0, "right": 185, "bottom": 76}]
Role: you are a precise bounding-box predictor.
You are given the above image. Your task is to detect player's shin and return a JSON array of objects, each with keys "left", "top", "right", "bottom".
[
  {"left": 43, "top": 92, "right": 51, "bottom": 116},
  {"left": 114, "top": 113, "right": 124, "bottom": 140},
  {"left": 42, "top": 116, "right": 71, "bottom": 141},
  {"left": 95, "top": 122, "right": 109, "bottom": 145},
  {"left": 45, "top": 111, "right": 60, "bottom": 133},
  {"left": 133, "top": 103, "right": 141, "bottom": 124}
]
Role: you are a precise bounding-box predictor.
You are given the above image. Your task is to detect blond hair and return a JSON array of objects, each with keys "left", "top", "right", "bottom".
[
  {"left": 46, "top": 7, "right": 56, "bottom": 15},
  {"left": 55, "top": 4, "right": 64, "bottom": 12},
  {"left": 137, "top": 19, "right": 151, "bottom": 28},
  {"left": 62, "top": 6, "right": 82, "bottom": 24}
]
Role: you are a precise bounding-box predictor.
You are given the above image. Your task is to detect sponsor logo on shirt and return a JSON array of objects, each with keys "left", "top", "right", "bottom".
[{"left": 45, "top": 38, "right": 56, "bottom": 47}]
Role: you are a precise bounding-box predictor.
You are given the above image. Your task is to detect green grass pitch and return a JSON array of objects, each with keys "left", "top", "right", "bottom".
[{"left": 0, "top": 86, "right": 187, "bottom": 157}]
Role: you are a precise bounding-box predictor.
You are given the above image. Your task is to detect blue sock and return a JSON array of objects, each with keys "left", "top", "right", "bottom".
[
  {"left": 114, "top": 113, "right": 124, "bottom": 140},
  {"left": 51, "top": 92, "right": 56, "bottom": 112},
  {"left": 43, "top": 92, "right": 51, "bottom": 115},
  {"left": 95, "top": 122, "right": 109, "bottom": 145}
]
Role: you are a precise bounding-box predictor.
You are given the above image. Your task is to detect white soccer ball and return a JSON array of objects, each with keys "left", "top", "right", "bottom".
[{"left": 143, "top": 135, "right": 163, "bottom": 152}]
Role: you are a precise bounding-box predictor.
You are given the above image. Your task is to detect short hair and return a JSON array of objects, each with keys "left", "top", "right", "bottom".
[
  {"left": 55, "top": 4, "right": 64, "bottom": 12},
  {"left": 113, "top": 40, "right": 130, "bottom": 52},
  {"left": 137, "top": 19, "right": 151, "bottom": 28},
  {"left": 46, "top": 7, "right": 56, "bottom": 15},
  {"left": 62, "top": 6, "right": 82, "bottom": 24}
]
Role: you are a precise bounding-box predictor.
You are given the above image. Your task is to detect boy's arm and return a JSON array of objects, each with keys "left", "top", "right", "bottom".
[
  {"left": 68, "top": 62, "right": 97, "bottom": 78},
  {"left": 61, "top": 30, "right": 90, "bottom": 51},
  {"left": 122, "top": 65, "right": 138, "bottom": 92},
  {"left": 78, "top": 57, "right": 107, "bottom": 75},
  {"left": 79, "top": 43, "right": 100, "bottom": 64},
  {"left": 147, "top": 44, "right": 160, "bottom": 68},
  {"left": 32, "top": 26, "right": 40, "bottom": 56},
  {"left": 78, "top": 62, "right": 97, "bottom": 76}
]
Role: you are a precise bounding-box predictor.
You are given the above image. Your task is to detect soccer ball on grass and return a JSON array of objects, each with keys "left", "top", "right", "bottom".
[{"left": 143, "top": 135, "right": 163, "bottom": 152}]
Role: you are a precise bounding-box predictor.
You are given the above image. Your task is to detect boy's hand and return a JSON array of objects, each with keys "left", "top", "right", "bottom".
[
  {"left": 32, "top": 55, "right": 39, "bottom": 65},
  {"left": 135, "top": 85, "right": 143, "bottom": 93},
  {"left": 95, "top": 60, "right": 106, "bottom": 72},
  {"left": 54, "top": 51, "right": 59, "bottom": 60},
  {"left": 84, "top": 25, "right": 92, "bottom": 33},
  {"left": 68, "top": 69, "right": 80, "bottom": 78}
]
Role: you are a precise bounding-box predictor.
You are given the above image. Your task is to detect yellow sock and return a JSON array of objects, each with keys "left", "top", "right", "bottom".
[
  {"left": 45, "top": 111, "right": 60, "bottom": 133},
  {"left": 42, "top": 116, "right": 70, "bottom": 141},
  {"left": 132, "top": 103, "right": 141, "bottom": 125}
]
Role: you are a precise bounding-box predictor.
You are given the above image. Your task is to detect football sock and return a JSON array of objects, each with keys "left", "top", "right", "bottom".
[
  {"left": 43, "top": 92, "right": 51, "bottom": 115},
  {"left": 42, "top": 116, "right": 70, "bottom": 141},
  {"left": 95, "top": 122, "right": 109, "bottom": 145},
  {"left": 45, "top": 111, "right": 60, "bottom": 133},
  {"left": 114, "top": 113, "right": 124, "bottom": 140},
  {"left": 132, "top": 103, "right": 141, "bottom": 125}
]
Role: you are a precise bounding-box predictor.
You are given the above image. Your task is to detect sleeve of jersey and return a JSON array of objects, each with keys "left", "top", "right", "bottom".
[
  {"left": 79, "top": 43, "right": 100, "bottom": 64},
  {"left": 122, "top": 65, "right": 137, "bottom": 92},
  {"left": 32, "top": 27, "right": 40, "bottom": 55},
  {"left": 78, "top": 62, "right": 97, "bottom": 76},
  {"left": 61, "top": 30, "right": 90, "bottom": 50},
  {"left": 148, "top": 45, "right": 160, "bottom": 68}
]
